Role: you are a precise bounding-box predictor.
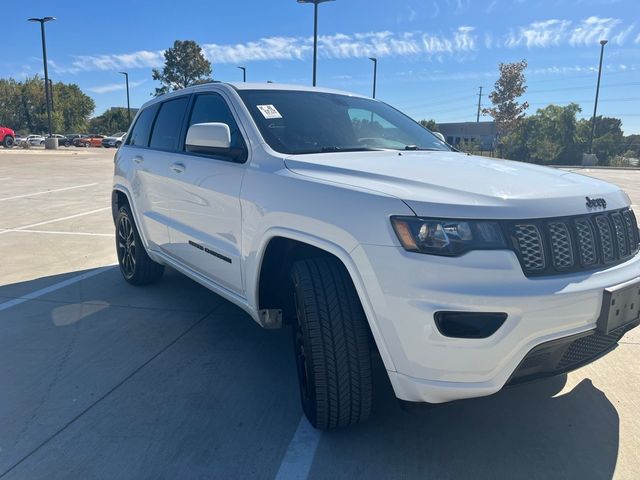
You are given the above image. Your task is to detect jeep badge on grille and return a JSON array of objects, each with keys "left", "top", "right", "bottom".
[{"left": 586, "top": 197, "right": 607, "bottom": 209}]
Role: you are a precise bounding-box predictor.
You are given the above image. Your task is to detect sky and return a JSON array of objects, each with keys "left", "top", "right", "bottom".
[{"left": 2, "top": 0, "right": 639, "bottom": 133}]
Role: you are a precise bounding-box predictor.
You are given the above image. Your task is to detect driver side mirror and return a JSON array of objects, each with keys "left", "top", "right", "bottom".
[{"left": 186, "top": 122, "right": 231, "bottom": 154}]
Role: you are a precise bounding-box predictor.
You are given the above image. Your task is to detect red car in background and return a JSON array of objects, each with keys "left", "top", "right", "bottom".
[
  {"left": 76, "top": 134, "right": 105, "bottom": 147},
  {"left": 0, "top": 125, "right": 16, "bottom": 148}
]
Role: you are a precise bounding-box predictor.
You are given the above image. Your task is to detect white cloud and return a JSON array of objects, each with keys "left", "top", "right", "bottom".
[
  {"left": 569, "top": 16, "right": 620, "bottom": 46},
  {"left": 611, "top": 23, "right": 635, "bottom": 45},
  {"left": 505, "top": 19, "right": 572, "bottom": 48},
  {"left": 65, "top": 50, "right": 164, "bottom": 74},
  {"left": 44, "top": 17, "right": 636, "bottom": 75},
  {"left": 86, "top": 79, "right": 147, "bottom": 94}
]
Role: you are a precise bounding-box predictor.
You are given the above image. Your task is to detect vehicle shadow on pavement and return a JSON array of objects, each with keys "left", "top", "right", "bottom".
[
  {"left": 0, "top": 268, "right": 301, "bottom": 479},
  {"left": 313, "top": 361, "right": 619, "bottom": 480},
  {"left": 0, "top": 269, "right": 620, "bottom": 480}
]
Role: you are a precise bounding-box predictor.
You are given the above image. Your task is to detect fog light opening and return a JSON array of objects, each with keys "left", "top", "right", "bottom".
[{"left": 434, "top": 311, "right": 508, "bottom": 339}]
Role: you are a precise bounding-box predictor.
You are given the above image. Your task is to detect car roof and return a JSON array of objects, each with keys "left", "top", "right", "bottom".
[{"left": 138, "top": 82, "right": 370, "bottom": 111}]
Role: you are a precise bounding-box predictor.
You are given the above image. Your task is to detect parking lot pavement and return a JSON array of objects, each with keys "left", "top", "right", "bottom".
[{"left": 1, "top": 151, "right": 639, "bottom": 480}]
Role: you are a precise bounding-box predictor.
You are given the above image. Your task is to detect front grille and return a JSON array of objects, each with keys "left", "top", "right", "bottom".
[{"left": 509, "top": 208, "right": 639, "bottom": 276}]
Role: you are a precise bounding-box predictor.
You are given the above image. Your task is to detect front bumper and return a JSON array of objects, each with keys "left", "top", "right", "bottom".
[{"left": 352, "top": 244, "right": 640, "bottom": 403}]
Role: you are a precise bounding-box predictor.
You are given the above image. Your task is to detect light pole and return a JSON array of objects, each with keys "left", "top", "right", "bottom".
[
  {"left": 369, "top": 57, "right": 377, "bottom": 98},
  {"left": 28, "top": 16, "right": 55, "bottom": 138},
  {"left": 297, "top": 0, "right": 334, "bottom": 87},
  {"left": 237, "top": 66, "right": 247, "bottom": 82},
  {"left": 48, "top": 78, "right": 54, "bottom": 112},
  {"left": 119, "top": 72, "right": 131, "bottom": 125},
  {"left": 589, "top": 39, "right": 608, "bottom": 154}
]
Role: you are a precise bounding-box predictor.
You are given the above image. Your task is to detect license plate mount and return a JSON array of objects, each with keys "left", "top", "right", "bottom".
[{"left": 597, "top": 277, "right": 640, "bottom": 334}]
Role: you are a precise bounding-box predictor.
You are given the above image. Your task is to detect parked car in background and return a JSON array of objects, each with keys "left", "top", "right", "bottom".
[
  {"left": 67, "top": 134, "right": 87, "bottom": 147},
  {"left": 76, "top": 134, "right": 104, "bottom": 147},
  {"left": 0, "top": 126, "right": 16, "bottom": 148},
  {"left": 26, "top": 135, "right": 46, "bottom": 146},
  {"left": 102, "top": 132, "right": 127, "bottom": 148}
]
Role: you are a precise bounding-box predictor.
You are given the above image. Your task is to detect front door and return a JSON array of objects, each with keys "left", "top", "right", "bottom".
[{"left": 162, "top": 92, "right": 247, "bottom": 296}]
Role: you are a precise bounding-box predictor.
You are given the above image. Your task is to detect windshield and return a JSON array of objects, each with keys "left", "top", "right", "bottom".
[{"left": 237, "top": 89, "right": 451, "bottom": 155}]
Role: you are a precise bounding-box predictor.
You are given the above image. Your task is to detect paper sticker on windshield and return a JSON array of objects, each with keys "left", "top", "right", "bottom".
[{"left": 257, "top": 104, "right": 282, "bottom": 119}]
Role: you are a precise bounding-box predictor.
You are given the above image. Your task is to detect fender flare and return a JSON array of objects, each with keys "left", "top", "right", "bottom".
[{"left": 249, "top": 227, "right": 397, "bottom": 372}]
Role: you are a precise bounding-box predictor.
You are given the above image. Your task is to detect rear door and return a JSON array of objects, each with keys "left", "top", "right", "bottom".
[{"left": 162, "top": 91, "right": 247, "bottom": 295}]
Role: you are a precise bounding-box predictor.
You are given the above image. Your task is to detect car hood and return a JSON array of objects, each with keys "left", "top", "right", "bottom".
[{"left": 283, "top": 150, "right": 629, "bottom": 219}]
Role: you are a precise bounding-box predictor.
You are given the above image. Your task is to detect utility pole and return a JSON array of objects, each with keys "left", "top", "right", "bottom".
[
  {"left": 589, "top": 40, "right": 608, "bottom": 153},
  {"left": 476, "top": 86, "right": 483, "bottom": 123}
]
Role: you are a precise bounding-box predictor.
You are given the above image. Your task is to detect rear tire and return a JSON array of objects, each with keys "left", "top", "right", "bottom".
[
  {"left": 290, "top": 256, "right": 372, "bottom": 429},
  {"left": 2, "top": 136, "right": 14, "bottom": 148},
  {"left": 116, "top": 205, "right": 164, "bottom": 285}
]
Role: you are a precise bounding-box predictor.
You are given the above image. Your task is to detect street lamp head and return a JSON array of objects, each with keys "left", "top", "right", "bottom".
[
  {"left": 237, "top": 66, "right": 246, "bottom": 70},
  {"left": 369, "top": 57, "right": 377, "bottom": 62},
  {"left": 28, "top": 16, "right": 56, "bottom": 23},
  {"left": 119, "top": 71, "right": 128, "bottom": 76},
  {"left": 297, "top": 0, "right": 334, "bottom": 4},
  {"left": 600, "top": 39, "right": 608, "bottom": 46}
]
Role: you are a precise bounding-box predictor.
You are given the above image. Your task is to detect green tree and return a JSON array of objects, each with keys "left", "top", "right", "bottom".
[
  {"left": 88, "top": 108, "right": 132, "bottom": 134},
  {"left": 503, "top": 103, "right": 585, "bottom": 165},
  {"left": 152, "top": 40, "right": 212, "bottom": 96},
  {"left": 483, "top": 60, "right": 529, "bottom": 140},
  {"left": 577, "top": 116, "right": 624, "bottom": 165},
  {"left": 419, "top": 119, "right": 439, "bottom": 131},
  {"left": 0, "top": 76, "right": 94, "bottom": 134}
]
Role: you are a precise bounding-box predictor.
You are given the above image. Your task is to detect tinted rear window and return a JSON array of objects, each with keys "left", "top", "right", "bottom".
[
  {"left": 127, "top": 104, "right": 158, "bottom": 147},
  {"left": 149, "top": 96, "right": 190, "bottom": 151}
]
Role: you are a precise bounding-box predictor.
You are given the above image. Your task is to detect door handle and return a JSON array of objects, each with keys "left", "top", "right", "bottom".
[
  {"left": 170, "top": 162, "right": 186, "bottom": 173},
  {"left": 133, "top": 155, "right": 143, "bottom": 164}
]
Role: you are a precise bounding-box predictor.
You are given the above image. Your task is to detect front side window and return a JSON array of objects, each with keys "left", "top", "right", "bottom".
[
  {"left": 185, "top": 93, "right": 246, "bottom": 157},
  {"left": 149, "top": 96, "right": 190, "bottom": 151},
  {"left": 237, "top": 89, "right": 451, "bottom": 155},
  {"left": 127, "top": 104, "right": 158, "bottom": 147}
]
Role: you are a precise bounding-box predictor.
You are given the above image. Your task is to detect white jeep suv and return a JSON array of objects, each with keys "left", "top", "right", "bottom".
[{"left": 112, "top": 82, "right": 640, "bottom": 429}]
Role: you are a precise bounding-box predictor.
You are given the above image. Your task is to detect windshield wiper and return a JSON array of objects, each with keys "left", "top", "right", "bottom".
[
  {"left": 403, "top": 145, "right": 441, "bottom": 151},
  {"left": 319, "top": 146, "right": 382, "bottom": 153}
]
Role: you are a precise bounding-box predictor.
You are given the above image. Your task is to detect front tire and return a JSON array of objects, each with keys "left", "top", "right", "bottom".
[
  {"left": 116, "top": 205, "right": 164, "bottom": 285},
  {"left": 290, "top": 257, "right": 372, "bottom": 429},
  {"left": 2, "top": 136, "right": 14, "bottom": 148}
]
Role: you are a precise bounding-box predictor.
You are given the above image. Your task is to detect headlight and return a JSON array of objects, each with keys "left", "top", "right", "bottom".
[{"left": 391, "top": 216, "right": 507, "bottom": 256}]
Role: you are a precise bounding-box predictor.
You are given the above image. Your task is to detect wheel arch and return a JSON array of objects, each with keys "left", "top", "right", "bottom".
[{"left": 252, "top": 229, "right": 396, "bottom": 371}]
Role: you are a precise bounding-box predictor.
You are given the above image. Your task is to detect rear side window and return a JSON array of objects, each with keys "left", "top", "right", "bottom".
[
  {"left": 127, "top": 104, "right": 158, "bottom": 147},
  {"left": 149, "top": 96, "right": 190, "bottom": 151},
  {"left": 186, "top": 93, "right": 245, "bottom": 153}
]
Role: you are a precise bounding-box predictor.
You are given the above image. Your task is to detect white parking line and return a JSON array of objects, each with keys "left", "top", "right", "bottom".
[
  {"left": 0, "top": 183, "right": 98, "bottom": 202},
  {"left": 274, "top": 416, "right": 322, "bottom": 480},
  {"left": 1, "top": 229, "right": 112, "bottom": 237},
  {"left": 0, "top": 266, "right": 115, "bottom": 313},
  {"left": 0, "top": 207, "right": 110, "bottom": 234}
]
